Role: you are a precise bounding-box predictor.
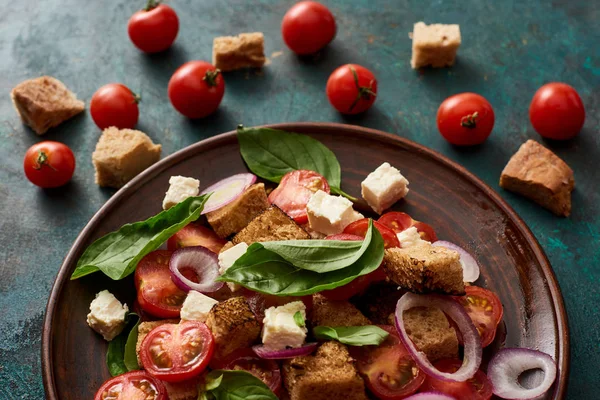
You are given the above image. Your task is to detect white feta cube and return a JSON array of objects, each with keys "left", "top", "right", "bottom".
[
  {"left": 361, "top": 162, "right": 409, "bottom": 214},
  {"left": 307, "top": 190, "right": 363, "bottom": 235},
  {"left": 162, "top": 175, "right": 200, "bottom": 210},
  {"left": 262, "top": 301, "right": 307, "bottom": 350},
  {"left": 180, "top": 291, "right": 219, "bottom": 322},
  {"left": 86, "top": 290, "right": 128, "bottom": 341},
  {"left": 218, "top": 242, "right": 249, "bottom": 292},
  {"left": 397, "top": 226, "right": 430, "bottom": 248}
]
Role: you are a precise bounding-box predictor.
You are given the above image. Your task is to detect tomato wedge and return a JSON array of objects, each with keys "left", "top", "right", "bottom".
[
  {"left": 422, "top": 359, "right": 493, "bottom": 400},
  {"left": 167, "top": 223, "right": 226, "bottom": 253},
  {"left": 140, "top": 321, "right": 215, "bottom": 382},
  {"left": 268, "top": 170, "right": 330, "bottom": 224},
  {"left": 378, "top": 212, "right": 438, "bottom": 242},
  {"left": 343, "top": 218, "right": 400, "bottom": 248},
  {"left": 94, "top": 370, "right": 167, "bottom": 400},
  {"left": 452, "top": 286, "right": 503, "bottom": 347}
]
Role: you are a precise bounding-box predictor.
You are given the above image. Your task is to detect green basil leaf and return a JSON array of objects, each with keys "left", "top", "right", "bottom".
[
  {"left": 294, "top": 311, "right": 305, "bottom": 328},
  {"left": 105, "top": 313, "right": 140, "bottom": 376},
  {"left": 313, "top": 325, "right": 389, "bottom": 346},
  {"left": 330, "top": 186, "right": 358, "bottom": 202},
  {"left": 71, "top": 195, "right": 210, "bottom": 280},
  {"left": 123, "top": 313, "right": 141, "bottom": 371},
  {"left": 203, "top": 370, "right": 277, "bottom": 400}
]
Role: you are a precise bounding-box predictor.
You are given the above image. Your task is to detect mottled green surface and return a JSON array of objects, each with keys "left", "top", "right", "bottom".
[{"left": 0, "top": 0, "right": 598, "bottom": 398}]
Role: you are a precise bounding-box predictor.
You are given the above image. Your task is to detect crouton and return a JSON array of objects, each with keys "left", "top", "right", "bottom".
[
  {"left": 283, "top": 341, "right": 368, "bottom": 400},
  {"left": 92, "top": 127, "right": 161, "bottom": 188},
  {"left": 353, "top": 282, "right": 405, "bottom": 325},
  {"left": 205, "top": 297, "right": 261, "bottom": 360},
  {"left": 410, "top": 22, "right": 461, "bottom": 69},
  {"left": 10, "top": 76, "right": 85, "bottom": 134},
  {"left": 232, "top": 206, "right": 311, "bottom": 245},
  {"left": 207, "top": 183, "right": 270, "bottom": 238},
  {"left": 500, "top": 140, "right": 574, "bottom": 217},
  {"left": 219, "top": 241, "right": 235, "bottom": 253},
  {"left": 212, "top": 33, "right": 266, "bottom": 71},
  {"left": 163, "top": 377, "right": 201, "bottom": 400},
  {"left": 383, "top": 243, "right": 465, "bottom": 295},
  {"left": 135, "top": 319, "right": 179, "bottom": 366},
  {"left": 311, "top": 294, "right": 371, "bottom": 327}
]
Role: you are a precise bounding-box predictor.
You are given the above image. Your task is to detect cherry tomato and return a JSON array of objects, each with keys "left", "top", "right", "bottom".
[
  {"left": 134, "top": 250, "right": 186, "bottom": 318},
  {"left": 94, "top": 370, "right": 167, "bottom": 400},
  {"left": 268, "top": 170, "right": 330, "bottom": 224},
  {"left": 128, "top": 2, "right": 179, "bottom": 53},
  {"left": 23, "top": 141, "right": 75, "bottom": 188},
  {"left": 350, "top": 326, "right": 425, "bottom": 399},
  {"left": 90, "top": 83, "right": 139, "bottom": 130},
  {"left": 411, "top": 221, "right": 438, "bottom": 242},
  {"left": 281, "top": 1, "right": 336, "bottom": 55},
  {"left": 243, "top": 291, "right": 313, "bottom": 324},
  {"left": 452, "top": 286, "right": 503, "bottom": 347},
  {"left": 140, "top": 321, "right": 214, "bottom": 382},
  {"left": 343, "top": 219, "right": 400, "bottom": 248},
  {"left": 529, "top": 82, "right": 585, "bottom": 140},
  {"left": 378, "top": 212, "right": 438, "bottom": 242},
  {"left": 168, "top": 61, "right": 225, "bottom": 119},
  {"left": 167, "top": 223, "right": 226, "bottom": 254},
  {"left": 422, "top": 359, "right": 493, "bottom": 400},
  {"left": 326, "top": 64, "right": 378, "bottom": 114},
  {"left": 437, "top": 93, "right": 495, "bottom": 146}
]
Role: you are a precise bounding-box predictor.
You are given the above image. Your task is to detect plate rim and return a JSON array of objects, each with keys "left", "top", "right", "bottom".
[{"left": 41, "top": 122, "right": 570, "bottom": 399}]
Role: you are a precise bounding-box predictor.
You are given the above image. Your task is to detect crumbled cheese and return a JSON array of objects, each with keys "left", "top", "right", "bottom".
[
  {"left": 361, "top": 162, "right": 409, "bottom": 214},
  {"left": 307, "top": 190, "right": 363, "bottom": 235},
  {"left": 180, "top": 291, "right": 219, "bottom": 322},
  {"left": 262, "top": 301, "right": 307, "bottom": 350},
  {"left": 397, "top": 226, "right": 430, "bottom": 248},
  {"left": 162, "top": 175, "right": 200, "bottom": 210},
  {"left": 218, "top": 242, "right": 249, "bottom": 292},
  {"left": 86, "top": 290, "right": 128, "bottom": 341}
]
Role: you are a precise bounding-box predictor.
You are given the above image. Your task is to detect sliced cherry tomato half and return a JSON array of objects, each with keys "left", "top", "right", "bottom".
[
  {"left": 94, "top": 370, "right": 167, "bottom": 400},
  {"left": 378, "top": 212, "right": 438, "bottom": 242},
  {"left": 343, "top": 218, "right": 400, "bottom": 248},
  {"left": 243, "top": 291, "right": 313, "bottom": 324},
  {"left": 140, "top": 321, "right": 215, "bottom": 382},
  {"left": 135, "top": 250, "right": 186, "bottom": 318},
  {"left": 268, "top": 170, "right": 330, "bottom": 224},
  {"left": 411, "top": 221, "right": 438, "bottom": 242},
  {"left": 167, "top": 223, "right": 226, "bottom": 254},
  {"left": 452, "top": 286, "right": 503, "bottom": 347},
  {"left": 422, "top": 358, "right": 493, "bottom": 400}
]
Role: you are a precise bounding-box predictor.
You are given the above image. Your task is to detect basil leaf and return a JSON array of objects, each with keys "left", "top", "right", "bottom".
[
  {"left": 106, "top": 313, "right": 140, "bottom": 376},
  {"left": 202, "top": 370, "right": 277, "bottom": 400},
  {"left": 123, "top": 314, "right": 141, "bottom": 371},
  {"left": 294, "top": 311, "right": 305, "bottom": 328},
  {"left": 71, "top": 195, "right": 210, "bottom": 280},
  {"left": 313, "top": 325, "right": 389, "bottom": 346}
]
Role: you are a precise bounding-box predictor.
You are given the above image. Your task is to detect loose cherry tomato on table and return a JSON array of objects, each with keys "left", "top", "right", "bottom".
[
  {"left": 167, "top": 223, "right": 226, "bottom": 254},
  {"left": 452, "top": 286, "right": 503, "bottom": 347},
  {"left": 90, "top": 83, "right": 140, "bottom": 130},
  {"left": 23, "top": 141, "right": 75, "bottom": 188},
  {"left": 378, "top": 212, "right": 439, "bottom": 243},
  {"left": 327, "top": 64, "right": 378, "bottom": 114},
  {"left": 94, "top": 370, "right": 167, "bottom": 400},
  {"left": 343, "top": 218, "right": 400, "bottom": 248},
  {"left": 128, "top": 0, "right": 179, "bottom": 53},
  {"left": 268, "top": 170, "right": 330, "bottom": 224},
  {"left": 437, "top": 93, "right": 495, "bottom": 146},
  {"left": 421, "top": 358, "right": 493, "bottom": 400},
  {"left": 281, "top": 1, "right": 336, "bottom": 55},
  {"left": 168, "top": 61, "right": 225, "bottom": 119},
  {"left": 529, "top": 82, "right": 585, "bottom": 140}
]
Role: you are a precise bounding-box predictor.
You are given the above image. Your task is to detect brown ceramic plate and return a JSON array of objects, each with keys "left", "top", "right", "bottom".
[{"left": 42, "top": 123, "right": 569, "bottom": 399}]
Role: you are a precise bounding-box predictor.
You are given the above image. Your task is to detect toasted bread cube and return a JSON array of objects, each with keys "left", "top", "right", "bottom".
[
  {"left": 213, "top": 32, "right": 266, "bottom": 72},
  {"left": 10, "top": 76, "right": 85, "bottom": 135},
  {"left": 92, "top": 127, "right": 161, "bottom": 188},
  {"left": 207, "top": 183, "right": 270, "bottom": 238},
  {"left": 162, "top": 379, "right": 200, "bottom": 400},
  {"left": 136, "top": 319, "right": 179, "bottom": 366},
  {"left": 232, "top": 206, "right": 311, "bottom": 245},
  {"left": 312, "top": 294, "right": 371, "bottom": 327},
  {"left": 383, "top": 243, "right": 465, "bottom": 295},
  {"left": 352, "top": 282, "right": 403, "bottom": 325},
  {"left": 219, "top": 241, "right": 235, "bottom": 253},
  {"left": 205, "top": 297, "right": 261, "bottom": 359},
  {"left": 283, "top": 341, "right": 368, "bottom": 400},
  {"left": 500, "top": 140, "right": 574, "bottom": 217},
  {"left": 410, "top": 22, "right": 461, "bottom": 69}
]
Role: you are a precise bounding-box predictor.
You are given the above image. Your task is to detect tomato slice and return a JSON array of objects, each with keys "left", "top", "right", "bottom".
[
  {"left": 243, "top": 291, "right": 313, "bottom": 324},
  {"left": 268, "top": 170, "right": 330, "bottom": 224},
  {"left": 350, "top": 326, "right": 425, "bottom": 399},
  {"left": 140, "top": 321, "right": 215, "bottom": 382},
  {"left": 94, "top": 370, "right": 167, "bottom": 400},
  {"left": 378, "top": 212, "right": 438, "bottom": 242},
  {"left": 452, "top": 286, "right": 503, "bottom": 347},
  {"left": 167, "top": 223, "right": 226, "bottom": 253},
  {"left": 135, "top": 250, "right": 186, "bottom": 319},
  {"left": 343, "top": 218, "right": 400, "bottom": 248},
  {"left": 422, "top": 359, "right": 493, "bottom": 400},
  {"left": 411, "top": 221, "right": 438, "bottom": 242}
]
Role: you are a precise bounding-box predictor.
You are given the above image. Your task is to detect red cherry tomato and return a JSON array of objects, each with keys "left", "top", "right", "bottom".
[
  {"left": 167, "top": 223, "right": 226, "bottom": 254},
  {"left": 437, "top": 93, "right": 495, "bottom": 146},
  {"left": 23, "top": 141, "right": 75, "bottom": 188},
  {"left": 281, "top": 1, "right": 336, "bottom": 55},
  {"left": 268, "top": 170, "right": 330, "bottom": 224},
  {"left": 422, "top": 359, "right": 493, "bottom": 400},
  {"left": 168, "top": 61, "right": 225, "bottom": 119},
  {"left": 378, "top": 212, "right": 438, "bottom": 242},
  {"left": 326, "top": 64, "right": 378, "bottom": 114},
  {"left": 452, "top": 286, "right": 503, "bottom": 347},
  {"left": 128, "top": 2, "right": 179, "bottom": 53},
  {"left": 140, "top": 321, "right": 214, "bottom": 382},
  {"left": 529, "top": 82, "right": 585, "bottom": 140},
  {"left": 410, "top": 221, "right": 438, "bottom": 242},
  {"left": 90, "top": 83, "right": 139, "bottom": 130},
  {"left": 94, "top": 370, "right": 167, "bottom": 400},
  {"left": 343, "top": 218, "right": 400, "bottom": 248}
]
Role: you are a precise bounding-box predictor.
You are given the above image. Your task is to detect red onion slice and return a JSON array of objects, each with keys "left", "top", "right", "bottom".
[
  {"left": 169, "top": 246, "right": 224, "bottom": 293},
  {"left": 488, "top": 348, "right": 556, "bottom": 399},
  {"left": 394, "top": 292, "right": 482, "bottom": 382},
  {"left": 252, "top": 342, "right": 318, "bottom": 359},
  {"left": 403, "top": 393, "right": 456, "bottom": 400},
  {"left": 200, "top": 173, "right": 257, "bottom": 214},
  {"left": 432, "top": 240, "right": 480, "bottom": 282}
]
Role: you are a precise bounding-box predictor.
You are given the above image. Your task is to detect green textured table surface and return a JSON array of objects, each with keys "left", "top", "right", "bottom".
[{"left": 0, "top": 0, "right": 598, "bottom": 398}]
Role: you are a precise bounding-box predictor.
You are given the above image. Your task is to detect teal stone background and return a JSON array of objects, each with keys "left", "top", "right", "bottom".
[{"left": 0, "top": 0, "right": 598, "bottom": 398}]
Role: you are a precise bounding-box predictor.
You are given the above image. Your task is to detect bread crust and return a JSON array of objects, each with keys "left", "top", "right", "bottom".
[
  {"left": 232, "top": 205, "right": 311, "bottom": 245},
  {"left": 311, "top": 294, "right": 371, "bottom": 327},
  {"left": 212, "top": 32, "right": 266, "bottom": 71}
]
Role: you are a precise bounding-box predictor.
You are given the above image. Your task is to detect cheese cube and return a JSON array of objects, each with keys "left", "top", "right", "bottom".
[
  {"left": 410, "top": 22, "right": 461, "bottom": 69},
  {"left": 218, "top": 242, "right": 249, "bottom": 292},
  {"left": 307, "top": 190, "right": 363, "bottom": 235},
  {"left": 397, "top": 226, "right": 430, "bottom": 248},
  {"left": 162, "top": 176, "right": 200, "bottom": 210},
  {"left": 180, "top": 291, "right": 219, "bottom": 322},
  {"left": 361, "top": 162, "right": 409, "bottom": 214},
  {"left": 262, "top": 301, "right": 307, "bottom": 350},
  {"left": 86, "top": 290, "right": 128, "bottom": 341}
]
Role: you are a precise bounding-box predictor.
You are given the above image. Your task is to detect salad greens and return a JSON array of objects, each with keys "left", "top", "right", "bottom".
[
  {"left": 313, "top": 325, "right": 389, "bottom": 346},
  {"left": 199, "top": 370, "right": 278, "bottom": 400},
  {"left": 293, "top": 311, "right": 305, "bottom": 328},
  {"left": 105, "top": 313, "right": 140, "bottom": 376}
]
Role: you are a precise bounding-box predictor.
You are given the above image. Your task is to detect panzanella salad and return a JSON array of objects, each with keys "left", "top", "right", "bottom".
[{"left": 78, "top": 126, "right": 557, "bottom": 400}]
